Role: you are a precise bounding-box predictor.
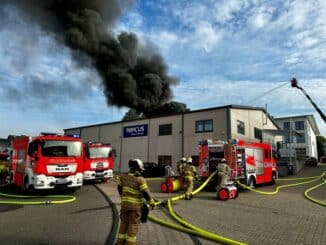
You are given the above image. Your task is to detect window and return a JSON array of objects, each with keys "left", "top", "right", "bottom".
[
  {"left": 296, "top": 133, "right": 305, "bottom": 143},
  {"left": 254, "top": 127, "right": 262, "bottom": 140},
  {"left": 17, "top": 149, "right": 26, "bottom": 173},
  {"left": 159, "top": 124, "right": 172, "bottom": 136},
  {"left": 28, "top": 141, "right": 38, "bottom": 156},
  {"left": 158, "top": 155, "right": 172, "bottom": 166},
  {"left": 264, "top": 149, "right": 271, "bottom": 159},
  {"left": 237, "top": 120, "right": 245, "bottom": 135},
  {"left": 284, "top": 132, "right": 293, "bottom": 143},
  {"left": 195, "top": 120, "right": 213, "bottom": 133},
  {"left": 283, "top": 121, "right": 290, "bottom": 130},
  {"left": 18, "top": 149, "right": 25, "bottom": 161},
  {"left": 295, "top": 121, "right": 304, "bottom": 130},
  {"left": 295, "top": 148, "right": 306, "bottom": 158}
]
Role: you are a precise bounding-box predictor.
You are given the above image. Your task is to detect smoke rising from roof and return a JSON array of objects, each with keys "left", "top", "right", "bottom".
[{"left": 1, "top": 0, "right": 188, "bottom": 116}]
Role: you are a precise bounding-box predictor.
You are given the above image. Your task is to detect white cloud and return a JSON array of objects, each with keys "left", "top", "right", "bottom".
[
  {"left": 193, "top": 21, "right": 222, "bottom": 52},
  {"left": 247, "top": 6, "right": 274, "bottom": 29},
  {"left": 214, "top": 0, "right": 248, "bottom": 24}
]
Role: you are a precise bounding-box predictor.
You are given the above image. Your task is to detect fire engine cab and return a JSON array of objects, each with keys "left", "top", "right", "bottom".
[
  {"left": 10, "top": 133, "right": 84, "bottom": 192},
  {"left": 198, "top": 139, "right": 278, "bottom": 188},
  {"left": 83, "top": 142, "right": 114, "bottom": 181}
]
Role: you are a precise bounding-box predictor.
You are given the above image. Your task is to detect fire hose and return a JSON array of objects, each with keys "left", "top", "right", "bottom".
[
  {"left": 236, "top": 171, "right": 326, "bottom": 207},
  {"left": 0, "top": 187, "right": 76, "bottom": 205},
  {"left": 148, "top": 171, "right": 247, "bottom": 244}
]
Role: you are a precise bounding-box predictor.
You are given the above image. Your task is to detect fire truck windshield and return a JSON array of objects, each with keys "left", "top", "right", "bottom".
[
  {"left": 40, "top": 140, "right": 82, "bottom": 157},
  {"left": 88, "top": 147, "right": 111, "bottom": 159}
]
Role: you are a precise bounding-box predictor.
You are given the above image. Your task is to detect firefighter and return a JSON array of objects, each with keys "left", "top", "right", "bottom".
[
  {"left": 0, "top": 161, "right": 9, "bottom": 184},
  {"left": 177, "top": 157, "right": 187, "bottom": 176},
  {"left": 116, "top": 159, "right": 155, "bottom": 245},
  {"left": 217, "top": 158, "right": 231, "bottom": 188},
  {"left": 182, "top": 157, "right": 197, "bottom": 200}
]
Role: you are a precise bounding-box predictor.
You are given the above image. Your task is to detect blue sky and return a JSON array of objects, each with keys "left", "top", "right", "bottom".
[{"left": 0, "top": 0, "right": 325, "bottom": 138}]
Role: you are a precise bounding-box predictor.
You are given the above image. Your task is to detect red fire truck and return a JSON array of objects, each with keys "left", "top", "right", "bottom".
[
  {"left": 83, "top": 142, "right": 114, "bottom": 182},
  {"left": 10, "top": 133, "right": 84, "bottom": 192},
  {"left": 198, "top": 139, "right": 278, "bottom": 188}
]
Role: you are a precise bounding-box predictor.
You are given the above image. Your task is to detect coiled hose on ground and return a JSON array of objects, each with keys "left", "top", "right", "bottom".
[
  {"left": 148, "top": 171, "right": 247, "bottom": 244},
  {"left": 0, "top": 187, "right": 76, "bottom": 205},
  {"left": 236, "top": 171, "right": 326, "bottom": 206}
]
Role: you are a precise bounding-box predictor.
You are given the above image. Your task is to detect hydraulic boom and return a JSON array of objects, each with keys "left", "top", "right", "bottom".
[{"left": 291, "top": 78, "right": 326, "bottom": 123}]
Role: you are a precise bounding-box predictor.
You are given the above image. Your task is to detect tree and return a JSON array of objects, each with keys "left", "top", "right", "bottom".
[
  {"left": 316, "top": 135, "right": 326, "bottom": 159},
  {"left": 121, "top": 109, "right": 144, "bottom": 121}
]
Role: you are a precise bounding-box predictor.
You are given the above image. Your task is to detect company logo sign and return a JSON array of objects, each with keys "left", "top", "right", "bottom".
[{"left": 123, "top": 124, "right": 148, "bottom": 138}]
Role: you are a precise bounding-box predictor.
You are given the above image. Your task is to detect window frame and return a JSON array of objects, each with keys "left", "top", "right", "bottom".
[
  {"left": 158, "top": 123, "right": 172, "bottom": 136},
  {"left": 254, "top": 127, "right": 262, "bottom": 140},
  {"left": 295, "top": 121, "right": 304, "bottom": 130},
  {"left": 283, "top": 121, "right": 290, "bottom": 130},
  {"left": 158, "top": 155, "right": 172, "bottom": 166},
  {"left": 195, "top": 119, "right": 213, "bottom": 133},
  {"left": 237, "top": 120, "right": 245, "bottom": 135},
  {"left": 296, "top": 133, "right": 305, "bottom": 143}
]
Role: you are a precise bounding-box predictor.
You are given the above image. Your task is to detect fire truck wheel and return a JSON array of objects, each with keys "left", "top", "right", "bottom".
[
  {"left": 248, "top": 176, "right": 255, "bottom": 188},
  {"left": 21, "top": 177, "right": 30, "bottom": 193},
  {"left": 217, "top": 188, "right": 229, "bottom": 201},
  {"left": 271, "top": 173, "right": 276, "bottom": 185},
  {"left": 68, "top": 187, "right": 80, "bottom": 193},
  {"left": 8, "top": 173, "right": 13, "bottom": 185}
]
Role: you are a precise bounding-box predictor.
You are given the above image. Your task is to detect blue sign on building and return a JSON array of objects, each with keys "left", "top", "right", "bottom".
[{"left": 123, "top": 124, "right": 148, "bottom": 138}]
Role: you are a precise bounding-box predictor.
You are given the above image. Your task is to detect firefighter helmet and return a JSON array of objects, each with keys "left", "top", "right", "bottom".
[
  {"left": 220, "top": 158, "right": 226, "bottom": 163},
  {"left": 187, "top": 157, "right": 192, "bottom": 164},
  {"left": 180, "top": 157, "right": 187, "bottom": 163},
  {"left": 129, "top": 159, "right": 145, "bottom": 171}
]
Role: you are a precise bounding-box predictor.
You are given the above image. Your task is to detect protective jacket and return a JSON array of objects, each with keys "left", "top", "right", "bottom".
[
  {"left": 182, "top": 164, "right": 197, "bottom": 181},
  {"left": 116, "top": 171, "right": 155, "bottom": 245},
  {"left": 118, "top": 171, "right": 155, "bottom": 210}
]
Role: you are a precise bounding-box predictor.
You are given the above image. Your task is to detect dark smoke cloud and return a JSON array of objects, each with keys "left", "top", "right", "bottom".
[{"left": 1, "top": 0, "right": 188, "bottom": 116}]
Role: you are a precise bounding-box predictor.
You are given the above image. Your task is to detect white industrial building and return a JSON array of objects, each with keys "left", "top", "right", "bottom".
[{"left": 64, "top": 105, "right": 281, "bottom": 173}]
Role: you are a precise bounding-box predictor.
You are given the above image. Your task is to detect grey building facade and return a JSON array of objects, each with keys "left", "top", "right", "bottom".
[{"left": 64, "top": 105, "right": 280, "bottom": 173}]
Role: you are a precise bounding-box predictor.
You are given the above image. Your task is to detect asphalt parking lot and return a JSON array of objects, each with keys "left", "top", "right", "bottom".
[{"left": 100, "top": 164, "right": 325, "bottom": 245}]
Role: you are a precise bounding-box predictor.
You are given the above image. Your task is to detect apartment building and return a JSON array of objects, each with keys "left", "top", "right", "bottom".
[{"left": 274, "top": 115, "right": 320, "bottom": 171}]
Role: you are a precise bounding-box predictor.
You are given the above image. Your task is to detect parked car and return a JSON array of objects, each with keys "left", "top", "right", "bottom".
[
  {"left": 305, "top": 157, "right": 318, "bottom": 167},
  {"left": 320, "top": 156, "right": 326, "bottom": 163},
  {"left": 142, "top": 162, "right": 166, "bottom": 178},
  {"left": 277, "top": 160, "right": 295, "bottom": 176}
]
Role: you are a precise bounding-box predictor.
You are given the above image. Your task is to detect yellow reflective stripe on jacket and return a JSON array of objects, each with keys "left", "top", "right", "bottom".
[
  {"left": 122, "top": 186, "right": 141, "bottom": 195},
  {"left": 139, "top": 183, "right": 148, "bottom": 191},
  {"left": 117, "top": 233, "right": 126, "bottom": 239},
  {"left": 121, "top": 196, "right": 143, "bottom": 204},
  {"left": 126, "top": 235, "right": 137, "bottom": 243}
]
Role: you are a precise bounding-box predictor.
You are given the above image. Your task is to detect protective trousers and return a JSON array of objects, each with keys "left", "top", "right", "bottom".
[
  {"left": 116, "top": 209, "right": 141, "bottom": 245},
  {"left": 184, "top": 178, "right": 193, "bottom": 200},
  {"left": 217, "top": 172, "right": 227, "bottom": 187}
]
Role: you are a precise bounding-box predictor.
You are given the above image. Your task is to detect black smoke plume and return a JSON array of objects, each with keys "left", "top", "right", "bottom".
[{"left": 1, "top": 0, "right": 188, "bottom": 116}]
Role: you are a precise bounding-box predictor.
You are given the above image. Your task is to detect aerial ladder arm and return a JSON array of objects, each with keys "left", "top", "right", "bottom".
[{"left": 291, "top": 78, "right": 326, "bottom": 123}]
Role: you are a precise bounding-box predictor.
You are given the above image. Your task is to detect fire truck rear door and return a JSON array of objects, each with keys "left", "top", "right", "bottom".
[{"left": 254, "top": 149, "right": 264, "bottom": 176}]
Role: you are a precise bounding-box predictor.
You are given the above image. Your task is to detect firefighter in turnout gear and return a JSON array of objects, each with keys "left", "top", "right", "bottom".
[
  {"left": 177, "top": 157, "right": 187, "bottom": 175},
  {"left": 116, "top": 159, "right": 155, "bottom": 245},
  {"left": 217, "top": 158, "right": 231, "bottom": 188},
  {"left": 182, "top": 157, "right": 197, "bottom": 200}
]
